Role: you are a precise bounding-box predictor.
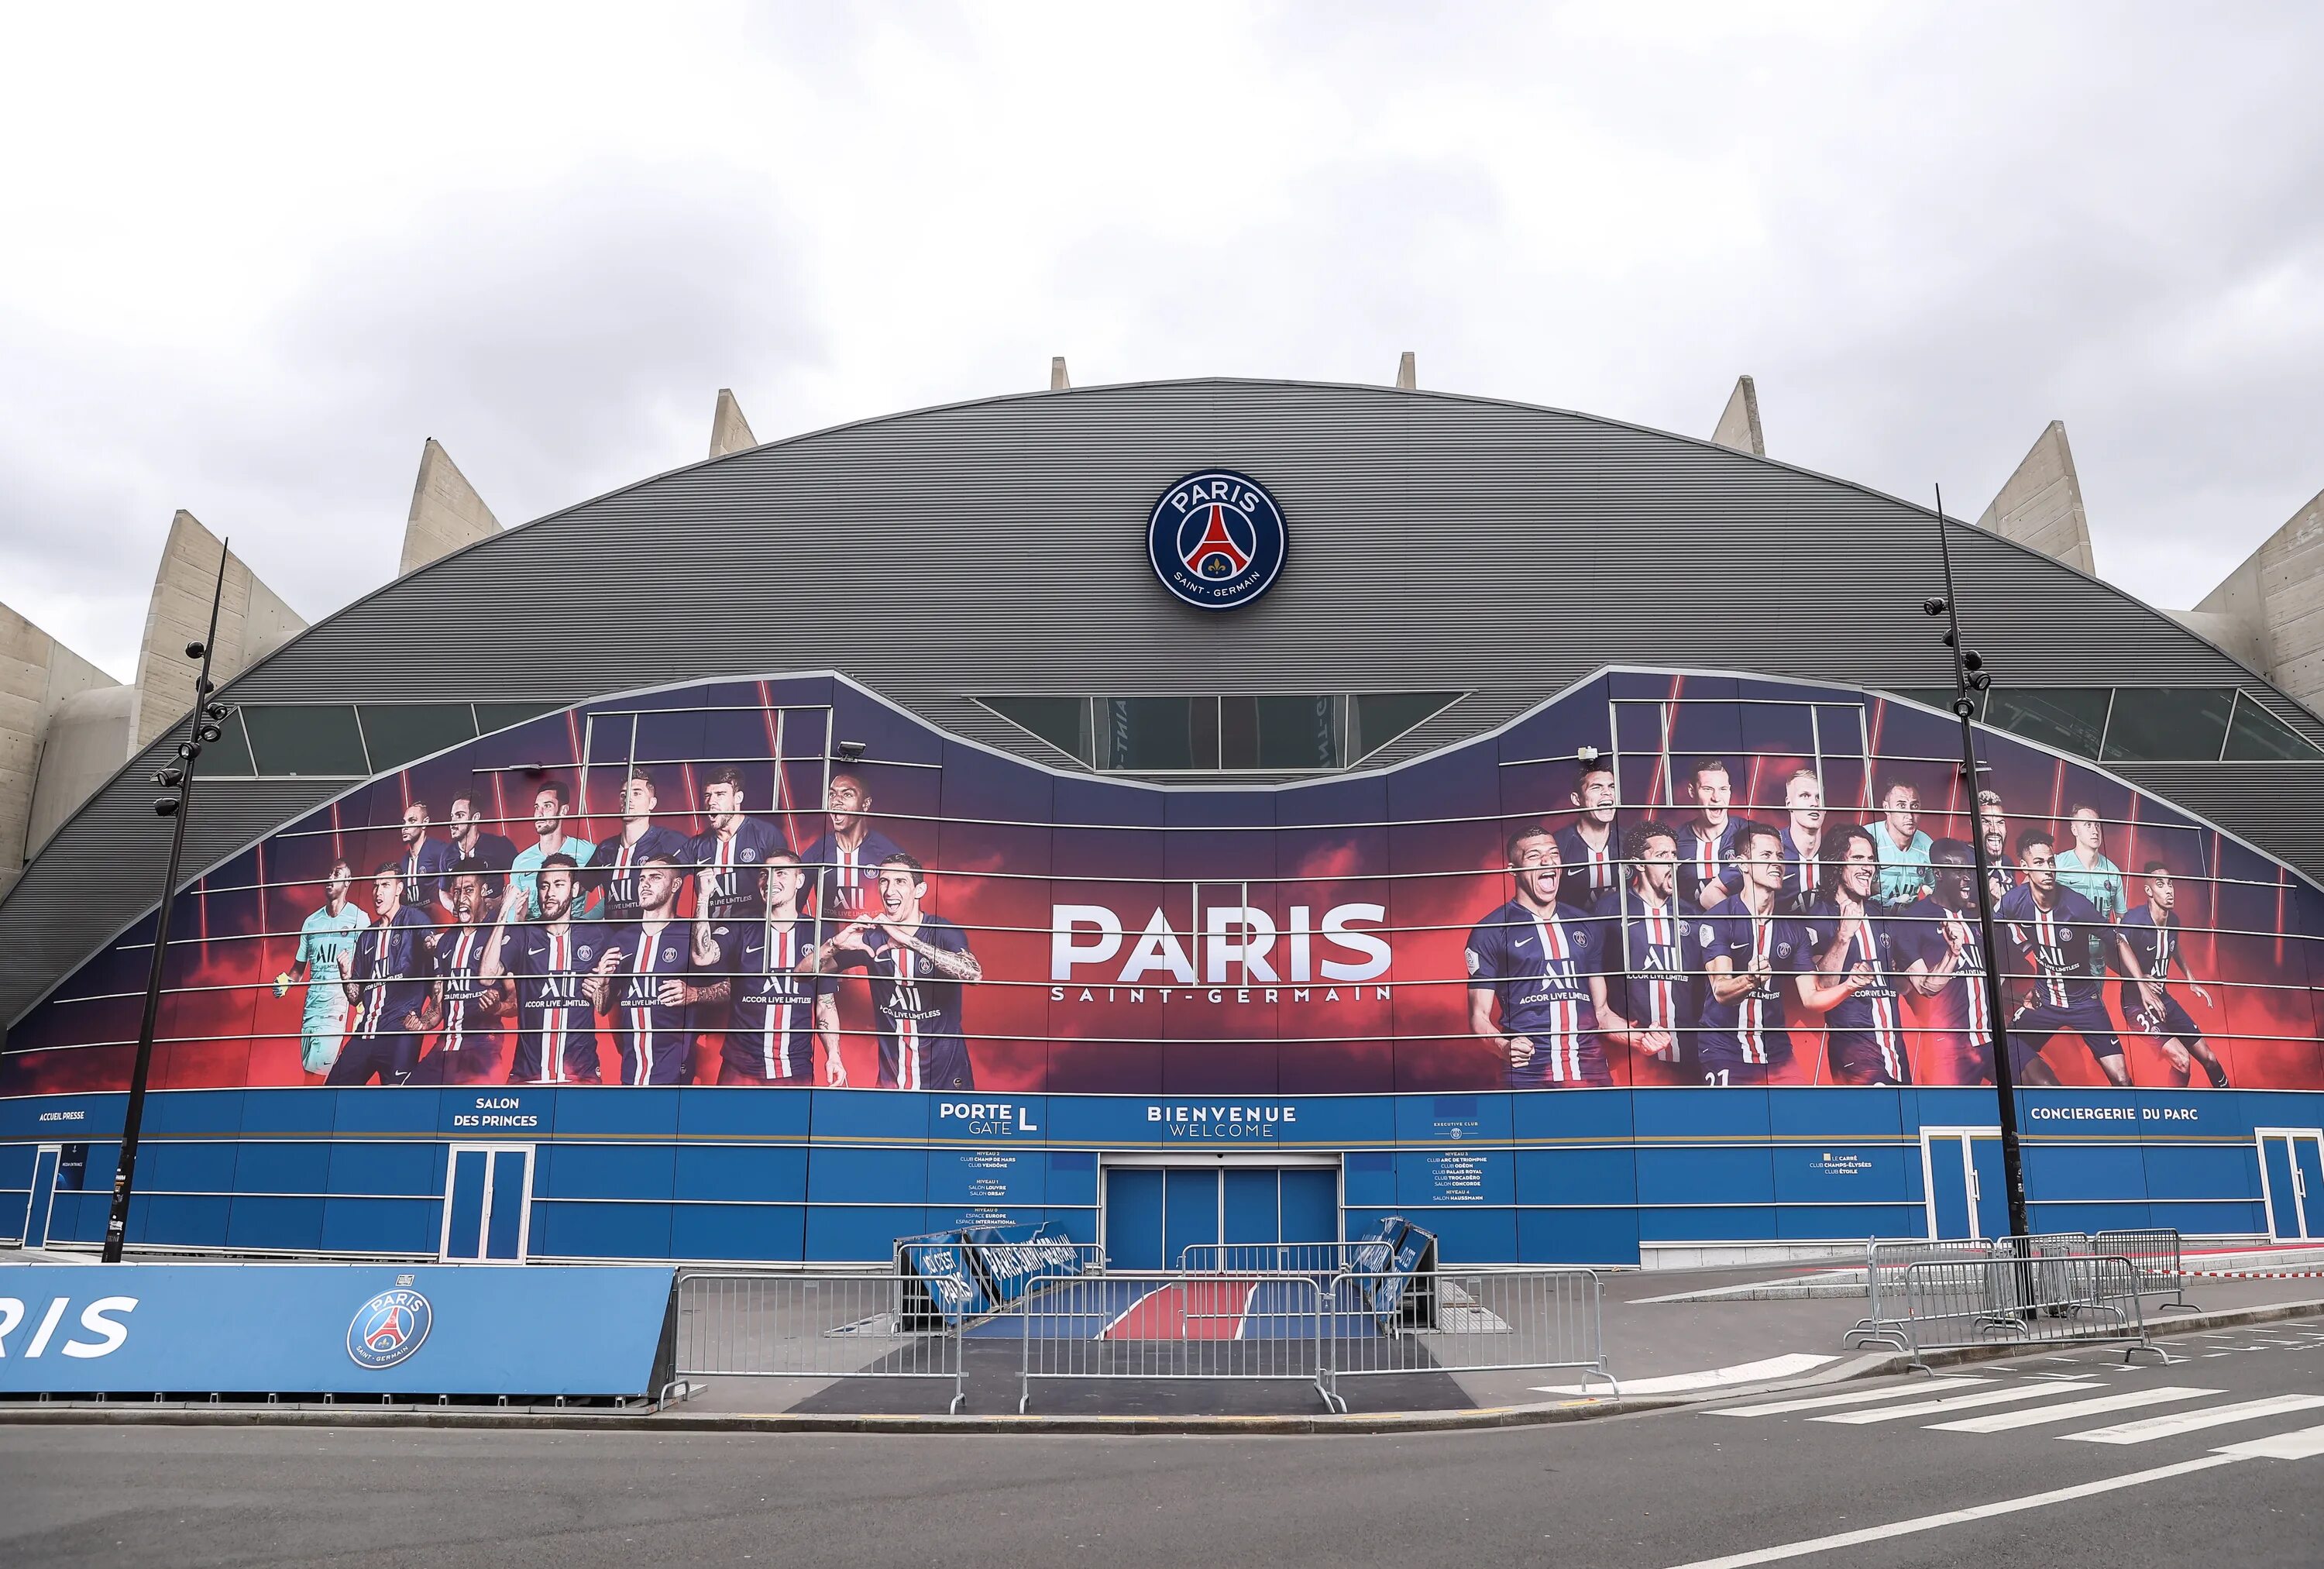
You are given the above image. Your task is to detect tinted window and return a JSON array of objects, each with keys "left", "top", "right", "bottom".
[
  {"left": 1222, "top": 695, "right": 1339, "bottom": 769},
  {"left": 2102, "top": 688, "right": 2236, "bottom": 762},
  {"left": 1983, "top": 688, "right": 2110, "bottom": 759},
  {"left": 1101, "top": 698, "right": 1216, "bottom": 771},
  {"left": 984, "top": 697, "right": 1093, "bottom": 764},
  {"left": 474, "top": 701, "right": 562, "bottom": 736},
  {"left": 198, "top": 709, "right": 256, "bottom": 776},
  {"left": 2223, "top": 693, "right": 2322, "bottom": 760},
  {"left": 242, "top": 705, "right": 367, "bottom": 776},
  {"left": 1351, "top": 692, "right": 1462, "bottom": 759},
  {"left": 358, "top": 704, "right": 479, "bottom": 770}
]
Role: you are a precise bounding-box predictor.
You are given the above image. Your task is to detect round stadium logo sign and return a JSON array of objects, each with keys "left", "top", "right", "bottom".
[
  {"left": 1147, "top": 470, "right": 1287, "bottom": 611},
  {"left": 346, "top": 1287, "right": 431, "bottom": 1371}
]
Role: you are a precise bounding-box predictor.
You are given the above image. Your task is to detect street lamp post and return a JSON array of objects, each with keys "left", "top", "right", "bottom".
[
  {"left": 1926, "top": 490, "right": 2033, "bottom": 1244},
  {"left": 101, "top": 541, "right": 235, "bottom": 1263}
]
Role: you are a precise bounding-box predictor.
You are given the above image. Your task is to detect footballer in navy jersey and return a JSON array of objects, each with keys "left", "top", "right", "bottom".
[
  {"left": 1802, "top": 827, "right": 1913, "bottom": 1085},
  {"left": 1695, "top": 823, "right": 1813, "bottom": 1085},
  {"left": 328, "top": 863, "right": 435, "bottom": 1086},
  {"left": 483, "top": 855, "right": 601, "bottom": 1084},
  {"left": 816, "top": 852, "right": 982, "bottom": 1090},
  {"left": 1714, "top": 769, "right": 1827, "bottom": 914},
  {"left": 1552, "top": 759, "right": 1621, "bottom": 909},
  {"left": 2116, "top": 865, "right": 2230, "bottom": 1087},
  {"left": 800, "top": 771, "right": 906, "bottom": 920},
  {"left": 394, "top": 803, "right": 458, "bottom": 912},
  {"left": 1676, "top": 756, "right": 1750, "bottom": 912},
  {"left": 1464, "top": 827, "right": 1617, "bottom": 1089},
  {"left": 688, "top": 766, "right": 789, "bottom": 920},
  {"left": 1977, "top": 790, "right": 2020, "bottom": 907},
  {"left": 1895, "top": 840, "right": 2042, "bottom": 1086},
  {"left": 444, "top": 795, "right": 519, "bottom": 904},
  {"left": 588, "top": 855, "right": 723, "bottom": 1086},
  {"left": 1996, "top": 828, "right": 2136, "bottom": 1086},
  {"left": 1598, "top": 823, "right": 1697, "bottom": 1069},
  {"left": 413, "top": 858, "right": 506, "bottom": 1085},
  {"left": 713, "top": 849, "right": 843, "bottom": 1086},
  {"left": 590, "top": 771, "right": 695, "bottom": 924}
]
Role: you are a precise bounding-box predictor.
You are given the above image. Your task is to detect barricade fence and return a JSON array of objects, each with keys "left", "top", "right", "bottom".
[
  {"left": 1015, "top": 1271, "right": 1332, "bottom": 1412},
  {"left": 1848, "top": 1232, "right": 2094, "bottom": 1351},
  {"left": 1899, "top": 1253, "right": 2168, "bottom": 1368},
  {"left": 1319, "top": 1266, "right": 1614, "bottom": 1409},
  {"left": 2092, "top": 1228, "right": 2196, "bottom": 1312},
  {"left": 675, "top": 1271, "right": 965, "bottom": 1413}
]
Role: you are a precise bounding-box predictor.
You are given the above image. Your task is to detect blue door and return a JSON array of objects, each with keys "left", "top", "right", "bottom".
[
  {"left": 1280, "top": 1168, "right": 1338, "bottom": 1243},
  {"left": 1222, "top": 1168, "right": 1278, "bottom": 1245},
  {"left": 441, "top": 1144, "right": 532, "bottom": 1261},
  {"left": 1164, "top": 1168, "right": 1220, "bottom": 1269},
  {"left": 1105, "top": 1168, "right": 1165, "bottom": 1269},
  {"left": 2294, "top": 1138, "right": 2324, "bottom": 1242},
  {"left": 2260, "top": 1132, "right": 2324, "bottom": 1241},
  {"left": 1968, "top": 1137, "right": 2009, "bottom": 1240},
  {"left": 1927, "top": 1134, "right": 1972, "bottom": 1239},
  {"left": 20, "top": 1146, "right": 60, "bottom": 1249}
]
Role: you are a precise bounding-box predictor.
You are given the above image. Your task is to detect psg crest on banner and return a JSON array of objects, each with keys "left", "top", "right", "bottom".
[
  {"left": 346, "top": 1287, "right": 432, "bottom": 1370},
  {"left": 1147, "top": 469, "right": 1287, "bottom": 611}
]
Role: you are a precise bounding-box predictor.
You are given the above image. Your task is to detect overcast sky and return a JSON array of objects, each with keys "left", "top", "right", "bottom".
[{"left": 5, "top": 3, "right": 2319, "bottom": 679}]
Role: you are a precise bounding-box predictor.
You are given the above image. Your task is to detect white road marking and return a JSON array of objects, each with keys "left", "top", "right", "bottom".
[
  {"left": 2216, "top": 1421, "right": 2324, "bottom": 1460},
  {"left": 1812, "top": 1380, "right": 2100, "bottom": 1424},
  {"left": 1926, "top": 1385, "right": 2216, "bottom": 1433},
  {"left": 1657, "top": 1454, "right": 2244, "bottom": 1568},
  {"left": 1535, "top": 1353, "right": 1836, "bottom": 1396},
  {"left": 2066, "top": 1393, "right": 2324, "bottom": 1444},
  {"left": 1707, "top": 1378, "right": 1994, "bottom": 1417}
]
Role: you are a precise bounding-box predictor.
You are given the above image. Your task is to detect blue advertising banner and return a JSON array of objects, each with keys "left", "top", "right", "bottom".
[{"left": 0, "top": 1263, "right": 675, "bottom": 1397}]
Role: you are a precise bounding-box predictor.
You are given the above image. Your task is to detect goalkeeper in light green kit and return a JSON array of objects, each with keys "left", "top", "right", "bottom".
[{"left": 275, "top": 858, "right": 370, "bottom": 1079}]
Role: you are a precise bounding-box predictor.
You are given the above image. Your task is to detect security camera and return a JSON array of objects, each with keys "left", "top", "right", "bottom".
[
  {"left": 1961, "top": 650, "right": 1983, "bottom": 672},
  {"left": 1923, "top": 598, "right": 1948, "bottom": 617},
  {"left": 1968, "top": 673, "right": 1992, "bottom": 692},
  {"left": 154, "top": 797, "right": 180, "bottom": 817},
  {"left": 1952, "top": 698, "right": 1977, "bottom": 718},
  {"left": 184, "top": 640, "right": 206, "bottom": 659},
  {"left": 153, "top": 767, "right": 185, "bottom": 788},
  {"left": 1576, "top": 745, "right": 1601, "bottom": 764}
]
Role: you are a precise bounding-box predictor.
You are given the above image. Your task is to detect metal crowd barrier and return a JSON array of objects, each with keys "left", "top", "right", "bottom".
[
  {"left": 1318, "top": 1267, "right": 1614, "bottom": 1410},
  {"left": 1847, "top": 1232, "right": 2092, "bottom": 1351},
  {"left": 1016, "top": 1271, "right": 1332, "bottom": 1412},
  {"left": 1176, "top": 1241, "right": 1394, "bottom": 1275},
  {"left": 2092, "top": 1227, "right": 2197, "bottom": 1312},
  {"left": 676, "top": 1271, "right": 966, "bottom": 1413},
  {"left": 1899, "top": 1253, "right": 2168, "bottom": 1369}
]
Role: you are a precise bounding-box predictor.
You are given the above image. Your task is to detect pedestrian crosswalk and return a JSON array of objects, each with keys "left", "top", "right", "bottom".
[{"left": 1710, "top": 1371, "right": 2324, "bottom": 1454}]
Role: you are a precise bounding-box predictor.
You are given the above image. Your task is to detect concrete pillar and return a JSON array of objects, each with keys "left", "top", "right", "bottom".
[
  {"left": 398, "top": 439, "right": 501, "bottom": 576},
  {"left": 710, "top": 388, "right": 758, "bottom": 458},
  {"left": 1394, "top": 351, "right": 1417, "bottom": 391},
  {"left": 0, "top": 604, "right": 124, "bottom": 900},
  {"left": 1711, "top": 376, "right": 1765, "bottom": 457},
  {"left": 1050, "top": 356, "right": 1071, "bottom": 392},
  {"left": 132, "top": 511, "right": 308, "bottom": 750},
  {"left": 1975, "top": 421, "right": 2096, "bottom": 576},
  {"left": 2193, "top": 484, "right": 2324, "bottom": 707}
]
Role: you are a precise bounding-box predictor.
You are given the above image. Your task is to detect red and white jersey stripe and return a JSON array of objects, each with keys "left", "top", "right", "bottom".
[{"left": 1531, "top": 912, "right": 1585, "bottom": 1082}]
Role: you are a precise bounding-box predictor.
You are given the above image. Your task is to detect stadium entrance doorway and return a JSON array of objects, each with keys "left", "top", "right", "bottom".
[
  {"left": 14, "top": 1144, "right": 60, "bottom": 1248},
  {"left": 2257, "top": 1128, "right": 2324, "bottom": 1241},
  {"left": 438, "top": 1144, "right": 534, "bottom": 1262},
  {"left": 1921, "top": 1127, "right": 2008, "bottom": 1240},
  {"left": 1098, "top": 1157, "right": 1339, "bottom": 1271}
]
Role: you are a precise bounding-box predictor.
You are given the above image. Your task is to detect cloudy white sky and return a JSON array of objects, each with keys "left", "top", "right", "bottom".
[{"left": 4, "top": 3, "right": 2319, "bottom": 678}]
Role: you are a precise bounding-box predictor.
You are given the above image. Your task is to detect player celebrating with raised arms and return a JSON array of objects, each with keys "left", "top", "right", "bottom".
[
  {"left": 813, "top": 852, "right": 981, "bottom": 1090},
  {"left": 483, "top": 854, "right": 602, "bottom": 1085},
  {"left": 1802, "top": 827, "right": 1911, "bottom": 1085},
  {"left": 275, "top": 858, "right": 370, "bottom": 1081},
  {"left": 1996, "top": 828, "right": 2138, "bottom": 1087},
  {"left": 1465, "top": 828, "right": 1618, "bottom": 1089},
  {"left": 2118, "top": 864, "right": 2230, "bottom": 1088},
  {"left": 586, "top": 855, "right": 723, "bottom": 1086},
  {"left": 1695, "top": 823, "right": 1813, "bottom": 1086},
  {"left": 710, "top": 849, "right": 844, "bottom": 1086}
]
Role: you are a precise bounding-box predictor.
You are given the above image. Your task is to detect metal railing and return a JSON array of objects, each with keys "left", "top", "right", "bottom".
[
  {"left": 1319, "top": 1267, "right": 1614, "bottom": 1409},
  {"left": 2093, "top": 1227, "right": 2197, "bottom": 1312},
  {"left": 1016, "top": 1271, "right": 1332, "bottom": 1412},
  {"left": 1899, "top": 1252, "right": 2168, "bottom": 1369},
  {"left": 1847, "top": 1233, "right": 2092, "bottom": 1351},
  {"left": 676, "top": 1272, "right": 965, "bottom": 1413},
  {"left": 1176, "top": 1240, "right": 1393, "bottom": 1275}
]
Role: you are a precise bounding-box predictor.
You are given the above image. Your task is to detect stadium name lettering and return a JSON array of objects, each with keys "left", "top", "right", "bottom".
[
  {"left": 1050, "top": 903, "right": 1391, "bottom": 985},
  {"left": 452, "top": 1097, "right": 540, "bottom": 1130},
  {"left": 1164, "top": 476, "right": 1263, "bottom": 517},
  {"left": 0, "top": 1296, "right": 136, "bottom": 1359},
  {"left": 937, "top": 1101, "right": 1040, "bottom": 1134},
  {"left": 1147, "top": 1103, "right": 1297, "bottom": 1141}
]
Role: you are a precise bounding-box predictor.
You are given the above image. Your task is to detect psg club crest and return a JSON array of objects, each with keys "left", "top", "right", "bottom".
[
  {"left": 346, "top": 1287, "right": 432, "bottom": 1371},
  {"left": 1147, "top": 470, "right": 1287, "bottom": 611}
]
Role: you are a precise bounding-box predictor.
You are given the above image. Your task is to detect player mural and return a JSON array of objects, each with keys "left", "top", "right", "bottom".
[{"left": 5, "top": 669, "right": 2322, "bottom": 1096}]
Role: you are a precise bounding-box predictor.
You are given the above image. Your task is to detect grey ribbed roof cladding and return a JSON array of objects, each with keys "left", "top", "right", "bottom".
[{"left": 5, "top": 377, "right": 2319, "bottom": 1031}]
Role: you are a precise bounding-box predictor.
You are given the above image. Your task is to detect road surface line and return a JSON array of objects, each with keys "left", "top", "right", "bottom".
[
  {"left": 2215, "top": 1421, "right": 2324, "bottom": 1460},
  {"left": 1708, "top": 1378, "right": 1993, "bottom": 1416},
  {"left": 1659, "top": 1454, "right": 2244, "bottom": 1568},
  {"left": 1926, "top": 1385, "right": 2216, "bottom": 1433},
  {"left": 1537, "top": 1353, "right": 1838, "bottom": 1396},
  {"left": 1813, "top": 1380, "right": 2099, "bottom": 1424},
  {"left": 2065, "top": 1393, "right": 2324, "bottom": 1443}
]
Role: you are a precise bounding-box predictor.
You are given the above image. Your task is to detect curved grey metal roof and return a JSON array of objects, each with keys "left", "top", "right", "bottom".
[{"left": 5, "top": 377, "right": 2318, "bottom": 1031}]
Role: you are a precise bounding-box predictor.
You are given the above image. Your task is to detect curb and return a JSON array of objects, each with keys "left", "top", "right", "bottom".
[{"left": 3, "top": 1299, "right": 2316, "bottom": 1437}]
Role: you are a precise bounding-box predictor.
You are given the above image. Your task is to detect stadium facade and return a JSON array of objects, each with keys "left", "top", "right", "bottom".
[{"left": 5, "top": 375, "right": 2324, "bottom": 1268}]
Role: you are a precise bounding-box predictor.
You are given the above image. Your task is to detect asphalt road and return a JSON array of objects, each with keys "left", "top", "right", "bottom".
[{"left": 4, "top": 1325, "right": 2322, "bottom": 1568}]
